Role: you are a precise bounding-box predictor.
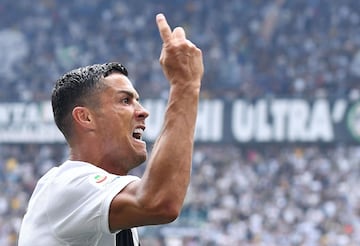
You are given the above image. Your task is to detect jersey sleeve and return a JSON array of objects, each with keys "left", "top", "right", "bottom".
[
  {"left": 97, "top": 174, "right": 140, "bottom": 234},
  {"left": 46, "top": 164, "right": 140, "bottom": 241}
]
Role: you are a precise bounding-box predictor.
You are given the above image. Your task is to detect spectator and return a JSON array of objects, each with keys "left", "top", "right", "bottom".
[{"left": 2, "top": 0, "right": 360, "bottom": 245}]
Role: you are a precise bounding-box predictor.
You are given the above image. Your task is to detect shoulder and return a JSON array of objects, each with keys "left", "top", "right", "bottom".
[{"left": 50, "top": 160, "right": 140, "bottom": 195}]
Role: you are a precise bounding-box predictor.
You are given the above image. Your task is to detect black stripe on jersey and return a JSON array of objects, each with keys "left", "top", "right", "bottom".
[{"left": 116, "top": 229, "right": 139, "bottom": 246}]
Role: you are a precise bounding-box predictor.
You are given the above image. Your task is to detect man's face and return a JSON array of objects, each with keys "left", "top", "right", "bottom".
[{"left": 92, "top": 73, "right": 149, "bottom": 173}]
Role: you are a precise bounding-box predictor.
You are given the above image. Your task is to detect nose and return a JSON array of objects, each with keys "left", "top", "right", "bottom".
[{"left": 135, "top": 103, "right": 149, "bottom": 120}]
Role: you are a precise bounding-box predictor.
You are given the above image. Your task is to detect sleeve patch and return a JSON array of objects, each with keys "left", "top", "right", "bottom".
[{"left": 89, "top": 173, "right": 110, "bottom": 187}]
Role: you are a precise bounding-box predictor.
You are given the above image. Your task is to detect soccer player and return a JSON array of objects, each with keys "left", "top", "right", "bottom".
[{"left": 18, "top": 13, "right": 203, "bottom": 245}]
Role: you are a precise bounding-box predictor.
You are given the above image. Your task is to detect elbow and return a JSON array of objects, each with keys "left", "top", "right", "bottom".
[
  {"left": 155, "top": 201, "right": 181, "bottom": 223},
  {"left": 144, "top": 199, "right": 182, "bottom": 224},
  {"left": 137, "top": 185, "right": 187, "bottom": 224}
]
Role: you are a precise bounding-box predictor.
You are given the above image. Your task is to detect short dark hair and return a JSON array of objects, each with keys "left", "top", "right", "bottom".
[{"left": 51, "top": 62, "right": 128, "bottom": 140}]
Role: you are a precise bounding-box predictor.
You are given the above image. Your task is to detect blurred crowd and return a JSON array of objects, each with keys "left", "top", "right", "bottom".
[
  {"left": 1, "top": 0, "right": 360, "bottom": 101},
  {"left": 3, "top": 143, "right": 360, "bottom": 245},
  {"left": 2, "top": 0, "right": 360, "bottom": 245}
]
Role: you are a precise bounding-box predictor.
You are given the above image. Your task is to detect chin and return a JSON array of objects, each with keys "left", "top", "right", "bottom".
[
  {"left": 132, "top": 151, "right": 147, "bottom": 166},
  {"left": 138, "top": 152, "right": 148, "bottom": 164}
]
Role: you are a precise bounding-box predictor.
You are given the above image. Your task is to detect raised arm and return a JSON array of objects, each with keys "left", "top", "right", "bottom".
[{"left": 108, "top": 13, "right": 203, "bottom": 230}]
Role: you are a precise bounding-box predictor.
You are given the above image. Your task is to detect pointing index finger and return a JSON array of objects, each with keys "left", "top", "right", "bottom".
[{"left": 156, "top": 13, "right": 172, "bottom": 43}]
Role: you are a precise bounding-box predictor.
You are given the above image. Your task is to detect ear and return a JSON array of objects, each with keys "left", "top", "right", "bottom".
[{"left": 72, "top": 106, "right": 96, "bottom": 131}]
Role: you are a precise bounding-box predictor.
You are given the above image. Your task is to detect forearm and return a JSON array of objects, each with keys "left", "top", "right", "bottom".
[
  {"left": 133, "top": 13, "right": 203, "bottom": 219},
  {"left": 138, "top": 84, "right": 200, "bottom": 213}
]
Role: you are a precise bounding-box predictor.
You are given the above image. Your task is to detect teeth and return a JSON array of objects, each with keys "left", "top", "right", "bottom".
[
  {"left": 133, "top": 128, "right": 144, "bottom": 134},
  {"left": 133, "top": 128, "right": 144, "bottom": 140}
]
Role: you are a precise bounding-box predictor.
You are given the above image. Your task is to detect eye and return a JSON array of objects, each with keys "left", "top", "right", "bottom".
[{"left": 121, "top": 97, "right": 130, "bottom": 104}]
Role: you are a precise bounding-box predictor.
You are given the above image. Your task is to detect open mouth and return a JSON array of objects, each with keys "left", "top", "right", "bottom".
[{"left": 132, "top": 127, "right": 144, "bottom": 141}]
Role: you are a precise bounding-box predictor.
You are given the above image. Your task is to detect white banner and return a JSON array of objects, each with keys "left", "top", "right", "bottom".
[{"left": 0, "top": 98, "right": 357, "bottom": 143}]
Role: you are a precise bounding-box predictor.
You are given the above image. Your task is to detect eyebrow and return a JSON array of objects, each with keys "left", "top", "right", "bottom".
[{"left": 116, "top": 90, "right": 140, "bottom": 101}]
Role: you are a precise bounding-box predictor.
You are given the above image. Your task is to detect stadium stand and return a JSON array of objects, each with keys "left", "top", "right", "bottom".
[{"left": 2, "top": 0, "right": 360, "bottom": 245}]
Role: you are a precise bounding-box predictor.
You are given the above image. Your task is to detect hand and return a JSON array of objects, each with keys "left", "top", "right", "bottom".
[{"left": 156, "top": 13, "right": 204, "bottom": 89}]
